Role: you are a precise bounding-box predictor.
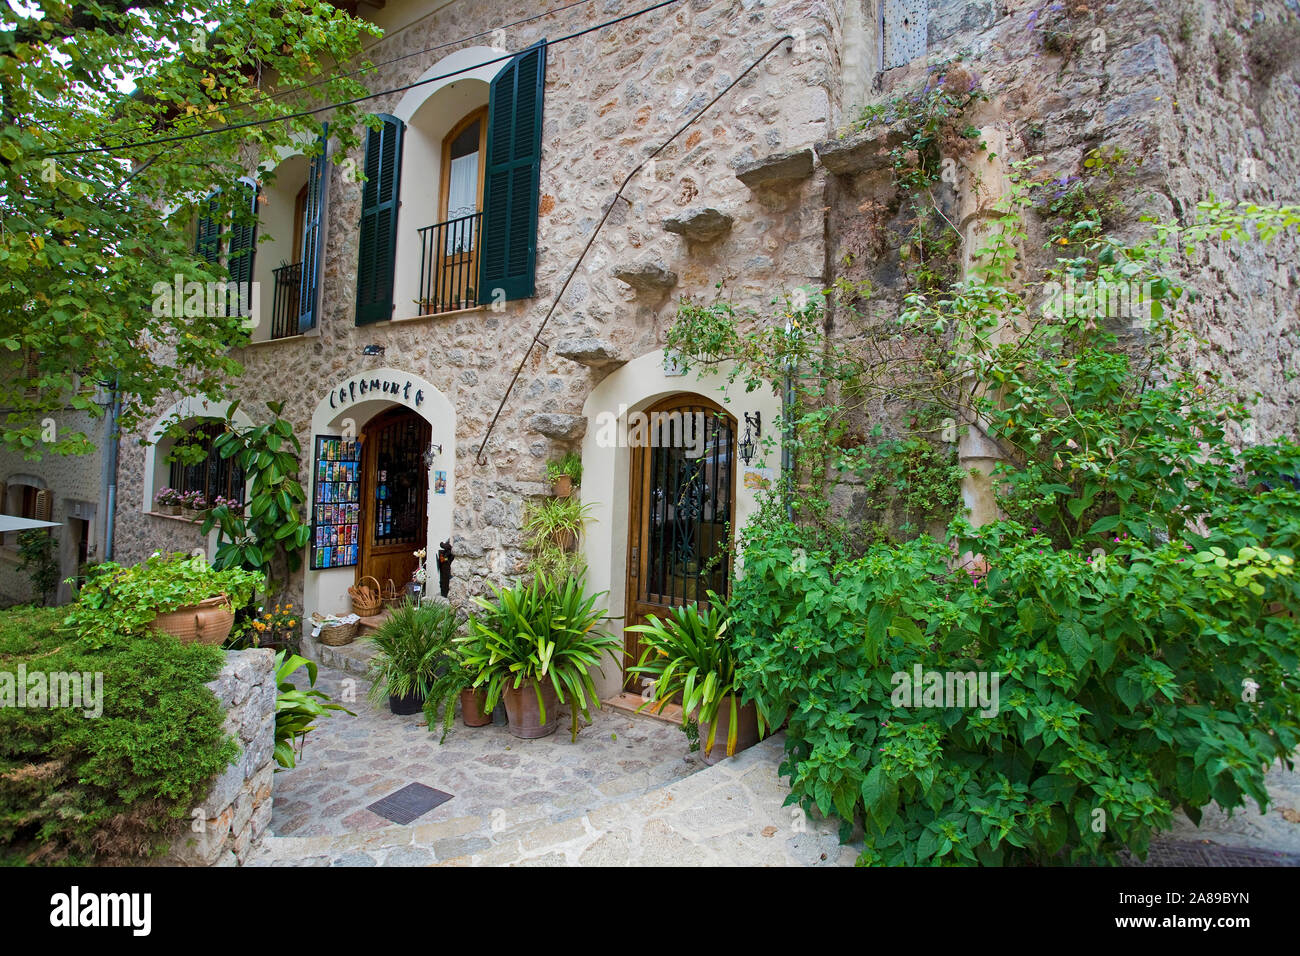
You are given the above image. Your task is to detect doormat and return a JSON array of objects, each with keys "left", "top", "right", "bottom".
[{"left": 366, "top": 783, "right": 453, "bottom": 825}]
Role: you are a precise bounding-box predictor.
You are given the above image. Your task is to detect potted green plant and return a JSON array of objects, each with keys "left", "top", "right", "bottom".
[
  {"left": 365, "top": 599, "right": 460, "bottom": 715},
  {"left": 61, "top": 552, "right": 264, "bottom": 647},
  {"left": 422, "top": 647, "right": 492, "bottom": 743},
  {"left": 522, "top": 496, "right": 591, "bottom": 553},
  {"left": 545, "top": 452, "right": 583, "bottom": 497},
  {"left": 626, "top": 590, "right": 765, "bottom": 763},
  {"left": 460, "top": 574, "right": 620, "bottom": 741}
]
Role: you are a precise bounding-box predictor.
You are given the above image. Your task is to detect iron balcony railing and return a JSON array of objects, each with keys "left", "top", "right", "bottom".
[
  {"left": 271, "top": 262, "right": 303, "bottom": 340},
  {"left": 417, "top": 211, "right": 481, "bottom": 316}
]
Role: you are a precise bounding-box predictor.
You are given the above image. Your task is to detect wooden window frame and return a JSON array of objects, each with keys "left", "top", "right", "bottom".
[{"left": 438, "top": 107, "right": 488, "bottom": 223}]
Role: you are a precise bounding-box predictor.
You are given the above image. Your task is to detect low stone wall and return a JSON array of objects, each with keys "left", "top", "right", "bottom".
[{"left": 164, "top": 648, "right": 276, "bottom": 866}]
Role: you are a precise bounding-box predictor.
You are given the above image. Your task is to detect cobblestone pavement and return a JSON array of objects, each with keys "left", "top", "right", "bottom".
[
  {"left": 256, "top": 662, "right": 704, "bottom": 850},
  {"left": 250, "top": 657, "right": 1300, "bottom": 866}
]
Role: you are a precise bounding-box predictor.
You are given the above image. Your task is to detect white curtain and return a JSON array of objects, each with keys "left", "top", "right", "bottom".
[{"left": 445, "top": 153, "right": 478, "bottom": 254}]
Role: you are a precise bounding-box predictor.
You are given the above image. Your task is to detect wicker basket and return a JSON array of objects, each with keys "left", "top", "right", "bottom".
[
  {"left": 349, "top": 575, "right": 383, "bottom": 616},
  {"left": 317, "top": 619, "right": 357, "bottom": 646},
  {"left": 381, "top": 577, "right": 404, "bottom": 609},
  {"left": 150, "top": 595, "right": 235, "bottom": 645}
]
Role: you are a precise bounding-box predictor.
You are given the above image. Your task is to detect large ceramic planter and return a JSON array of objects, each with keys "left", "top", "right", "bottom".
[
  {"left": 389, "top": 691, "right": 425, "bottom": 715},
  {"left": 150, "top": 595, "right": 235, "bottom": 645},
  {"left": 460, "top": 688, "right": 492, "bottom": 727},
  {"left": 502, "top": 679, "right": 559, "bottom": 739},
  {"left": 696, "top": 697, "right": 761, "bottom": 766}
]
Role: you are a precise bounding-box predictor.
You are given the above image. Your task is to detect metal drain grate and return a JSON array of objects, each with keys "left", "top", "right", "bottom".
[
  {"left": 366, "top": 783, "right": 453, "bottom": 825},
  {"left": 1124, "top": 839, "right": 1300, "bottom": 867}
]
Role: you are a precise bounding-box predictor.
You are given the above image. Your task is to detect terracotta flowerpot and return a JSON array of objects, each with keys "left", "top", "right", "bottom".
[
  {"left": 553, "top": 528, "right": 578, "bottom": 552},
  {"left": 552, "top": 475, "right": 573, "bottom": 498},
  {"left": 389, "top": 690, "right": 425, "bottom": 715},
  {"left": 460, "top": 688, "right": 492, "bottom": 727},
  {"left": 150, "top": 595, "right": 235, "bottom": 645},
  {"left": 159, "top": 503, "right": 181, "bottom": 516},
  {"left": 696, "top": 697, "right": 761, "bottom": 765},
  {"left": 502, "top": 679, "right": 559, "bottom": 738}
]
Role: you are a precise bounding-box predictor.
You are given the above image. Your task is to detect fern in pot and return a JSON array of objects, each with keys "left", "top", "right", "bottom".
[{"left": 365, "top": 599, "right": 459, "bottom": 715}]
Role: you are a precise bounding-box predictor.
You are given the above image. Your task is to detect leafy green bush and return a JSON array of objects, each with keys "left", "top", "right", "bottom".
[
  {"left": 0, "top": 606, "right": 237, "bottom": 864},
  {"left": 16, "top": 529, "right": 59, "bottom": 606},
  {"left": 63, "top": 552, "right": 263, "bottom": 648},
  {"left": 732, "top": 317, "right": 1300, "bottom": 865},
  {"left": 274, "top": 651, "right": 352, "bottom": 769},
  {"left": 734, "top": 498, "right": 1300, "bottom": 865}
]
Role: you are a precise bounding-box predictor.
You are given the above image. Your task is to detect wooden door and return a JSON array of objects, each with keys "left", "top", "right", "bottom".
[
  {"left": 358, "top": 407, "right": 430, "bottom": 596},
  {"left": 623, "top": 396, "right": 736, "bottom": 691}
]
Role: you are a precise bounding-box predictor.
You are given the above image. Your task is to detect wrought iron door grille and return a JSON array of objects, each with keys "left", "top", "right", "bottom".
[
  {"left": 372, "top": 417, "right": 429, "bottom": 547},
  {"left": 643, "top": 407, "right": 734, "bottom": 606}
]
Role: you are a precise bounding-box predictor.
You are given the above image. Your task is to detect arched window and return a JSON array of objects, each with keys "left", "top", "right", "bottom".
[
  {"left": 168, "top": 422, "right": 244, "bottom": 507},
  {"left": 441, "top": 107, "right": 486, "bottom": 227}
]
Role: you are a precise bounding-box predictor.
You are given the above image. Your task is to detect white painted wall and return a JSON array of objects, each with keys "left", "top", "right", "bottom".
[
  {"left": 303, "top": 367, "right": 456, "bottom": 622},
  {"left": 580, "top": 349, "right": 783, "bottom": 699}
]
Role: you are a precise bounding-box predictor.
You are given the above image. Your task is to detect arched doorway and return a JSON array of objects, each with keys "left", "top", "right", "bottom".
[
  {"left": 622, "top": 394, "right": 736, "bottom": 690},
  {"left": 358, "top": 406, "right": 431, "bottom": 589}
]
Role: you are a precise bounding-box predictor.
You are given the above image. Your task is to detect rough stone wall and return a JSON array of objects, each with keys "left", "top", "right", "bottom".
[
  {"left": 820, "top": 0, "right": 1299, "bottom": 530},
  {"left": 164, "top": 648, "right": 276, "bottom": 866},
  {"left": 113, "top": 0, "right": 840, "bottom": 604}
]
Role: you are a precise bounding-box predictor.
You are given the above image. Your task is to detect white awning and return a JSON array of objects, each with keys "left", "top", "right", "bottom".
[{"left": 0, "top": 515, "right": 60, "bottom": 533}]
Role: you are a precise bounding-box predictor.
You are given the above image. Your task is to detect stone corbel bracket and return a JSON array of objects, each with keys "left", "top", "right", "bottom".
[
  {"left": 553, "top": 336, "right": 630, "bottom": 370},
  {"left": 612, "top": 259, "right": 678, "bottom": 294},
  {"left": 734, "top": 146, "right": 815, "bottom": 190},
  {"left": 528, "top": 413, "right": 588, "bottom": 442},
  {"left": 815, "top": 121, "right": 910, "bottom": 177},
  {"left": 662, "top": 206, "right": 735, "bottom": 243}
]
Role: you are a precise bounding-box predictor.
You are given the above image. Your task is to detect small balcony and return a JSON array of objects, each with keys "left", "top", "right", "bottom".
[
  {"left": 417, "top": 211, "right": 481, "bottom": 316},
  {"left": 271, "top": 262, "right": 303, "bottom": 340}
]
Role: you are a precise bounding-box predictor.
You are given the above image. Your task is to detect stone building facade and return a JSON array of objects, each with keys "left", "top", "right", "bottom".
[
  {"left": 107, "top": 0, "right": 1299, "bottom": 700},
  {"left": 0, "top": 407, "right": 111, "bottom": 606}
]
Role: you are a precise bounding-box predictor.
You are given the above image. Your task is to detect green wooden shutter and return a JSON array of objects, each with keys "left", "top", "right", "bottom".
[
  {"left": 355, "top": 114, "right": 403, "bottom": 325},
  {"left": 227, "top": 177, "right": 258, "bottom": 316},
  {"left": 298, "top": 123, "right": 328, "bottom": 333},
  {"left": 478, "top": 40, "right": 547, "bottom": 305},
  {"left": 195, "top": 191, "right": 222, "bottom": 264}
]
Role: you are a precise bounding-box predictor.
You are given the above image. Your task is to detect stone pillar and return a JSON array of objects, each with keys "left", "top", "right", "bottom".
[
  {"left": 955, "top": 125, "right": 1017, "bottom": 531},
  {"left": 163, "top": 648, "right": 276, "bottom": 866}
]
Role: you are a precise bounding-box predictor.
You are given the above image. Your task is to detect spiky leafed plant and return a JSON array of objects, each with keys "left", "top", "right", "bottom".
[
  {"left": 459, "top": 574, "right": 619, "bottom": 742},
  {"left": 626, "top": 591, "right": 760, "bottom": 757},
  {"left": 365, "top": 600, "right": 460, "bottom": 706}
]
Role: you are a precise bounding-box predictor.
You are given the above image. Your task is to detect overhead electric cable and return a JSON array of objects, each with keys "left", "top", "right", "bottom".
[
  {"left": 474, "top": 33, "right": 795, "bottom": 466},
  {"left": 47, "top": 0, "right": 681, "bottom": 158}
]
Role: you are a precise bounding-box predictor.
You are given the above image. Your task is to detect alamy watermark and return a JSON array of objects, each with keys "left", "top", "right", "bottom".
[
  {"left": 1, "top": 664, "right": 103, "bottom": 718},
  {"left": 592, "top": 405, "right": 709, "bottom": 458},
  {"left": 1041, "top": 275, "right": 1154, "bottom": 326},
  {"left": 891, "top": 665, "right": 1000, "bottom": 718},
  {"left": 152, "top": 274, "right": 261, "bottom": 329}
]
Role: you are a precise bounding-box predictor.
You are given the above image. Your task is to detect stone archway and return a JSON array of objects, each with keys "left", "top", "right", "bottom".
[
  {"left": 578, "top": 349, "right": 783, "bottom": 701},
  {"left": 303, "top": 368, "right": 455, "bottom": 622}
]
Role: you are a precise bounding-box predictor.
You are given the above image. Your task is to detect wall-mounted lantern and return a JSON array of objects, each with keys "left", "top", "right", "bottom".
[
  {"left": 422, "top": 442, "right": 442, "bottom": 470},
  {"left": 739, "top": 411, "right": 761, "bottom": 466}
]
